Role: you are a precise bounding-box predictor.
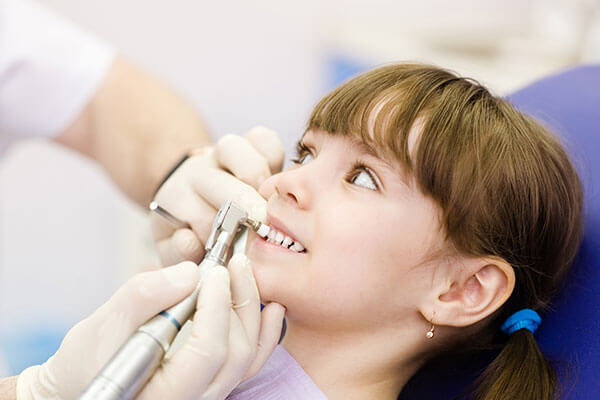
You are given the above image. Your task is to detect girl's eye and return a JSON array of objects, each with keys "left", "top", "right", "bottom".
[
  {"left": 291, "top": 142, "right": 314, "bottom": 165},
  {"left": 348, "top": 165, "right": 380, "bottom": 191},
  {"left": 296, "top": 152, "right": 314, "bottom": 165}
]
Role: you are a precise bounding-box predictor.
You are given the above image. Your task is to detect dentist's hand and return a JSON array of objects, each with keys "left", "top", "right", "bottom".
[
  {"left": 17, "top": 256, "right": 286, "bottom": 400},
  {"left": 151, "top": 126, "right": 285, "bottom": 266}
]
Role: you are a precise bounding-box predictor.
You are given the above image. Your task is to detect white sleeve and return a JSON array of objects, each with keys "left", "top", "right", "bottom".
[{"left": 0, "top": 0, "right": 115, "bottom": 150}]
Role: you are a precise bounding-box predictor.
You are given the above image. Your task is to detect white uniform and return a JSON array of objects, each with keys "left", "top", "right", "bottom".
[{"left": 0, "top": 0, "right": 115, "bottom": 153}]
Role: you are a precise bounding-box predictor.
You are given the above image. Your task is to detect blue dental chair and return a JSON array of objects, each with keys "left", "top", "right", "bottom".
[{"left": 397, "top": 65, "right": 600, "bottom": 399}]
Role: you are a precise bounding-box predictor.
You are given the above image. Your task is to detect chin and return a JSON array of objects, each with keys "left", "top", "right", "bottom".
[{"left": 249, "top": 257, "right": 290, "bottom": 304}]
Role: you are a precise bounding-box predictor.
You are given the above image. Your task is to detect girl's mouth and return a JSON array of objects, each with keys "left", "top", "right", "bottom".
[{"left": 257, "top": 224, "right": 307, "bottom": 253}]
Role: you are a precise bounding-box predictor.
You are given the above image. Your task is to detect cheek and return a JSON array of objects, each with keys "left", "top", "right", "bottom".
[
  {"left": 301, "top": 207, "right": 411, "bottom": 314},
  {"left": 307, "top": 201, "right": 441, "bottom": 311}
]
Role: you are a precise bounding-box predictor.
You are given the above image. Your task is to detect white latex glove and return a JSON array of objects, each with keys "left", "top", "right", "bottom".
[
  {"left": 151, "top": 126, "right": 285, "bottom": 266},
  {"left": 17, "top": 257, "right": 285, "bottom": 400}
]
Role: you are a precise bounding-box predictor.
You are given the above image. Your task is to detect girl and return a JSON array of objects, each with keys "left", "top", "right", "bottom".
[{"left": 233, "top": 64, "right": 583, "bottom": 399}]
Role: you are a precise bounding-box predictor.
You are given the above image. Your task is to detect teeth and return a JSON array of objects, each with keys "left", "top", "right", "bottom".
[
  {"left": 259, "top": 224, "right": 306, "bottom": 252},
  {"left": 290, "top": 242, "right": 304, "bottom": 252},
  {"left": 257, "top": 224, "right": 270, "bottom": 238},
  {"left": 275, "top": 232, "right": 284, "bottom": 244},
  {"left": 282, "top": 236, "right": 292, "bottom": 247}
]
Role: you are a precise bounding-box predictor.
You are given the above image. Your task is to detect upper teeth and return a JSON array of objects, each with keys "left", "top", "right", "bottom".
[{"left": 261, "top": 225, "right": 305, "bottom": 252}]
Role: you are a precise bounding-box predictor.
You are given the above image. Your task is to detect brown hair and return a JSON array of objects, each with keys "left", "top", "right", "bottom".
[{"left": 308, "top": 64, "right": 583, "bottom": 399}]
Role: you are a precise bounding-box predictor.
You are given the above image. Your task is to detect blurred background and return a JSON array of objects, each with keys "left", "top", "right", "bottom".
[{"left": 1, "top": 0, "right": 599, "bottom": 375}]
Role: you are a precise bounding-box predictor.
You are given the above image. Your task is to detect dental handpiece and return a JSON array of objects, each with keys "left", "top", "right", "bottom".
[{"left": 79, "top": 202, "right": 267, "bottom": 400}]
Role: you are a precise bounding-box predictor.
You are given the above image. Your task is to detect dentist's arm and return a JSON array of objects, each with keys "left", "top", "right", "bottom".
[
  {"left": 1, "top": 0, "right": 210, "bottom": 208},
  {"left": 55, "top": 56, "right": 211, "bottom": 207}
]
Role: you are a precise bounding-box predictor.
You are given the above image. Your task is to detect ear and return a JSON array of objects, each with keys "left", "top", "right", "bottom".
[{"left": 423, "top": 257, "right": 515, "bottom": 328}]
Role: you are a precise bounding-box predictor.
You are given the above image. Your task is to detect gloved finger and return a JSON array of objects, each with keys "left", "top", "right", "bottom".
[
  {"left": 215, "top": 134, "right": 272, "bottom": 189},
  {"left": 243, "top": 302, "right": 286, "bottom": 381},
  {"left": 199, "top": 311, "right": 253, "bottom": 400},
  {"left": 245, "top": 126, "right": 285, "bottom": 174},
  {"left": 155, "top": 228, "right": 205, "bottom": 265},
  {"left": 41, "top": 262, "right": 198, "bottom": 400},
  {"left": 191, "top": 166, "right": 267, "bottom": 222},
  {"left": 228, "top": 254, "right": 261, "bottom": 355},
  {"left": 101, "top": 262, "right": 200, "bottom": 334},
  {"left": 138, "top": 266, "right": 231, "bottom": 399}
]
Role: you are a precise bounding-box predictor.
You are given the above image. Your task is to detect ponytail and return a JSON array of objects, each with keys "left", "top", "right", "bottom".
[{"left": 472, "top": 329, "right": 557, "bottom": 400}]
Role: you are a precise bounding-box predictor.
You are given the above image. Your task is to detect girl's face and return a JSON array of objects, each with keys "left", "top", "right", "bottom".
[{"left": 247, "top": 128, "right": 446, "bottom": 332}]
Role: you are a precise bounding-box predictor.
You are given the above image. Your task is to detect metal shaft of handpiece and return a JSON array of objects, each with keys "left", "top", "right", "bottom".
[
  {"left": 79, "top": 231, "right": 232, "bottom": 400},
  {"left": 244, "top": 218, "right": 269, "bottom": 238},
  {"left": 244, "top": 218, "right": 260, "bottom": 231},
  {"left": 150, "top": 200, "right": 263, "bottom": 235}
]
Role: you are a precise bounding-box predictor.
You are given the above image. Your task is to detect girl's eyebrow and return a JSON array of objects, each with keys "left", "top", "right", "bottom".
[
  {"left": 346, "top": 137, "right": 392, "bottom": 167},
  {"left": 350, "top": 138, "right": 380, "bottom": 159},
  {"left": 299, "top": 132, "right": 412, "bottom": 185},
  {"left": 349, "top": 138, "right": 414, "bottom": 185},
  {"left": 300, "top": 130, "right": 398, "bottom": 169},
  {"left": 298, "top": 134, "right": 379, "bottom": 158}
]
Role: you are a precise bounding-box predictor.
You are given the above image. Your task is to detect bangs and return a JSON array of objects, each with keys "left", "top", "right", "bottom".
[{"left": 307, "top": 64, "right": 488, "bottom": 175}]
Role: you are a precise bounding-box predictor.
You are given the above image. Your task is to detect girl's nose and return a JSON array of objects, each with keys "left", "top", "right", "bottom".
[{"left": 259, "top": 164, "right": 314, "bottom": 210}]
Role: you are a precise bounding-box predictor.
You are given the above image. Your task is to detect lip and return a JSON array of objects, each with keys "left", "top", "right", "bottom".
[{"left": 265, "top": 213, "right": 308, "bottom": 251}]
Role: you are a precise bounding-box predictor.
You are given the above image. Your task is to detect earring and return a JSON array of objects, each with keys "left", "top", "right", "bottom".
[
  {"left": 426, "top": 313, "right": 435, "bottom": 339},
  {"left": 426, "top": 324, "right": 435, "bottom": 339}
]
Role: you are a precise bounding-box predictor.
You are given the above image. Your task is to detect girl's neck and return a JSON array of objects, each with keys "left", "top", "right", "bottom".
[{"left": 281, "top": 322, "right": 425, "bottom": 400}]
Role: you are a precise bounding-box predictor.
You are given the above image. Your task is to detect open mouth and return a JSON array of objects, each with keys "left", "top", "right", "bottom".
[{"left": 257, "top": 224, "right": 307, "bottom": 253}]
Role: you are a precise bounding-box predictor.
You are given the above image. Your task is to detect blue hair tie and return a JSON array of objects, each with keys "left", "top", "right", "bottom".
[{"left": 500, "top": 308, "right": 541, "bottom": 335}]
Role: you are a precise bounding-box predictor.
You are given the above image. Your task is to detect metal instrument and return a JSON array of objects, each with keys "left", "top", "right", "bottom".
[
  {"left": 79, "top": 201, "right": 265, "bottom": 399},
  {"left": 148, "top": 201, "right": 190, "bottom": 230}
]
